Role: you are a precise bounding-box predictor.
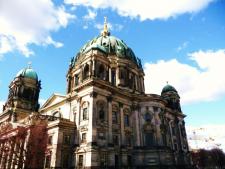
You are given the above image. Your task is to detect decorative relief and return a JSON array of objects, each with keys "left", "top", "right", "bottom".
[
  {"left": 0, "top": 122, "right": 13, "bottom": 134},
  {"left": 79, "top": 125, "right": 88, "bottom": 132},
  {"left": 143, "top": 123, "right": 155, "bottom": 132}
]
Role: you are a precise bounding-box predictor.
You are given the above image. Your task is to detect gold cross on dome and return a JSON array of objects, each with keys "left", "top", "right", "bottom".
[{"left": 101, "top": 16, "right": 109, "bottom": 36}]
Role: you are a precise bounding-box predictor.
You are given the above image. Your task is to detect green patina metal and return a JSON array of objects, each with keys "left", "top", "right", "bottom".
[
  {"left": 16, "top": 67, "right": 38, "bottom": 80},
  {"left": 161, "top": 84, "right": 177, "bottom": 94},
  {"left": 73, "top": 34, "right": 142, "bottom": 69}
]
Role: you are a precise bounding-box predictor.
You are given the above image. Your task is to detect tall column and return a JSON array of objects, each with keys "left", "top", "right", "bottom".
[
  {"left": 0, "top": 142, "right": 4, "bottom": 167},
  {"left": 92, "top": 59, "right": 96, "bottom": 77},
  {"left": 88, "top": 95, "right": 94, "bottom": 143},
  {"left": 11, "top": 141, "right": 19, "bottom": 169},
  {"left": 109, "top": 67, "right": 112, "bottom": 83},
  {"left": 80, "top": 66, "right": 83, "bottom": 83},
  {"left": 0, "top": 141, "right": 6, "bottom": 169},
  {"left": 7, "top": 139, "right": 15, "bottom": 169},
  {"left": 134, "top": 107, "right": 141, "bottom": 146},
  {"left": 76, "top": 98, "right": 81, "bottom": 128},
  {"left": 178, "top": 121, "right": 184, "bottom": 151},
  {"left": 5, "top": 141, "right": 10, "bottom": 169},
  {"left": 116, "top": 67, "right": 120, "bottom": 86},
  {"left": 90, "top": 60, "right": 93, "bottom": 77},
  {"left": 141, "top": 77, "right": 145, "bottom": 92},
  {"left": 17, "top": 139, "right": 25, "bottom": 169},
  {"left": 119, "top": 103, "right": 125, "bottom": 145},
  {"left": 107, "top": 96, "right": 113, "bottom": 143}
]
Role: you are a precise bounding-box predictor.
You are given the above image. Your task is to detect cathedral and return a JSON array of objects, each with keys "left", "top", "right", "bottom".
[{"left": 0, "top": 19, "right": 192, "bottom": 169}]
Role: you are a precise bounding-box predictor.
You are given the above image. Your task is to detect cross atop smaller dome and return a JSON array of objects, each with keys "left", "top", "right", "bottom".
[
  {"left": 16, "top": 63, "right": 38, "bottom": 81},
  {"left": 161, "top": 83, "right": 177, "bottom": 95}
]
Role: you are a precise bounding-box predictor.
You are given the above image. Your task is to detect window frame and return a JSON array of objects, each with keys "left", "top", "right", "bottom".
[
  {"left": 81, "top": 133, "right": 87, "bottom": 143},
  {"left": 78, "top": 155, "right": 84, "bottom": 167},
  {"left": 82, "top": 107, "right": 88, "bottom": 120}
]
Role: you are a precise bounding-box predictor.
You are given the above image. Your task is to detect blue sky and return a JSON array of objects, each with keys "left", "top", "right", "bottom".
[{"left": 0, "top": 0, "right": 225, "bottom": 149}]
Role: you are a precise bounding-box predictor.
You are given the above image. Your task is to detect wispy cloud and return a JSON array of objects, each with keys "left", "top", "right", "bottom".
[
  {"left": 65, "top": 0, "right": 215, "bottom": 21},
  {"left": 83, "top": 9, "right": 97, "bottom": 20},
  {"left": 176, "top": 41, "right": 189, "bottom": 52},
  {"left": 0, "top": 0, "right": 75, "bottom": 57},
  {"left": 144, "top": 49, "right": 225, "bottom": 105},
  {"left": 94, "top": 22, "right": 123, "bottom": 32}
]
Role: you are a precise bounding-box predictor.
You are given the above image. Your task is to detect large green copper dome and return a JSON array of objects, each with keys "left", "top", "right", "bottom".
[
  {"left": 74, "top": 35, "right": 142, "bottom": 68},
  {"left": 73, "top": 19, "right": 142, "bottom": 69},
  {"left": 16, "top": 66, "right": 38, "bottom": 80}
]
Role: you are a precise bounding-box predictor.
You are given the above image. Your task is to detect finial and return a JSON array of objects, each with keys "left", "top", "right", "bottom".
[
  {"left": 101, "top": 16, "right": 110, "bottom": 36},
  {"left": 166, "top": 81, "right": 169, "bottom": 85},
  {"left": 28, "top": 62, "right": 32, "bottom": 68}
]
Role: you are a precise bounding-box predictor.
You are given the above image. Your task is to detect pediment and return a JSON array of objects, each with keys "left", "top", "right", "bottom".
[{"left": 41, "top": 93, "right": 66, "bottom": 109}]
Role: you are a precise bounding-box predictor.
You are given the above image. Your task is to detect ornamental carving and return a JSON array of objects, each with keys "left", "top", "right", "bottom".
[{"left": 143, "top": 123, "right": 155, "bottom": 132}]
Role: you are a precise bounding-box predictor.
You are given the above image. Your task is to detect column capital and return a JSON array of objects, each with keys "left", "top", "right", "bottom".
[
  {"left": 90, "top": 91, "right": 97, "bottom": 98},
  {"left": 107, "top": 96, "right": 113, "bottom": 102},
  {"left": 119, "top": 102, "right": 123, "bottom": 108}
]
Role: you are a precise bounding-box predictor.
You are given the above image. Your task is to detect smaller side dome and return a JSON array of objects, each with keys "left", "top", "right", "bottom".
[
  {"left": 16, "top": 66, "right": 38, "bottom": 81},
  {"left": 161, "top": 84, "right": 177, "bottom": 95}
]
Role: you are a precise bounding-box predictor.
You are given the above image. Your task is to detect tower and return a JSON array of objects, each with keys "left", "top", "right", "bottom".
[{"left": 2, "top": 64, "right": 41, "bottom": 122}]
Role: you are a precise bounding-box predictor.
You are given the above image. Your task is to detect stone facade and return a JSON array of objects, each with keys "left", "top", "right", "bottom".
[{"left": 0, "top": 21, "right": 192, "bottom": 169}]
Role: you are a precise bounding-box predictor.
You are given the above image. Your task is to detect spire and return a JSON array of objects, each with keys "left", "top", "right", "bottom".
[{"left": 101, "top": 16, "right": 110, "bottom": 37}]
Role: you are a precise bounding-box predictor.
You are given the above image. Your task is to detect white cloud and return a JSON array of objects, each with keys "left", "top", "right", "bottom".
[
  {"left": 65, "top": 0, "right": 215, "bottom": 21},
  {"left": 187, "top": 124, "right": 225, "bottom": 151},
  {"left": 83, "top": 9, "right": 97, "bottom": 20},
  {"left": 144, "top": 49, "right": 225, "bottom": 105},
  {"left": 83, "top": 25, "right": 89, "bottom": 29},
  {"left": 45, "top": 36, "right": 63, "bottom": 48},
  {"left": 94, "top": 22, "right": 123, "bottom": 32},
  {"left": 0, "top": 0, "right": 75, "bottom": 57},
  {"left": 176, "top": 41, "right": 189, "bottom": 52}
]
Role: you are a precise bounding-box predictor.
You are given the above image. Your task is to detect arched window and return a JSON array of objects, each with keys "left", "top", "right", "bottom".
[
  {"left": 124, "top": 114, "right": 129, "bottom": 127},
  {"left": 97, "top": 101, "right": 106, "bottom": 121},
  {"left": 144, "top": 113, "right": 152, "bottom": 122},
  {"left": 112, "top": 111, "right": 118, "bottom": 124},
  {"left": 111, "top": 68, "right": 116, "bottom": 85},
  {"left": 75, "top": 74, "right": 79, "bottom": 86},
  {"left": 23, "top": 88, "right": 33, "bottom": 100},
  {"left": 83, "top": 64, "right": 89, "bottom": 80},
  {"left": 129, "top": 73, "right": 134, "bottom": 89},
  {"left": 99, "top": 106, "right": 105, "bottom": 120},
  {"left": 125, "top": 134, "right": 132, "bottom": 146},
  {"left": 81, "top": 102, "right": 88, "bottom": 121},
  {"left": 112, "top": 104, "right": 119, "bottom": 124},
  {"left": 124, "top": 108, "right": 130, "bottom": 127},
  {"left": 83, "top": 107, "right": 88, "bottom": 120},
  {"left": 144, "top": 124, "right": 155, "bottom": 146},
  {"left": 97, "top": 64, "right": 105, "bottom": 80}
]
